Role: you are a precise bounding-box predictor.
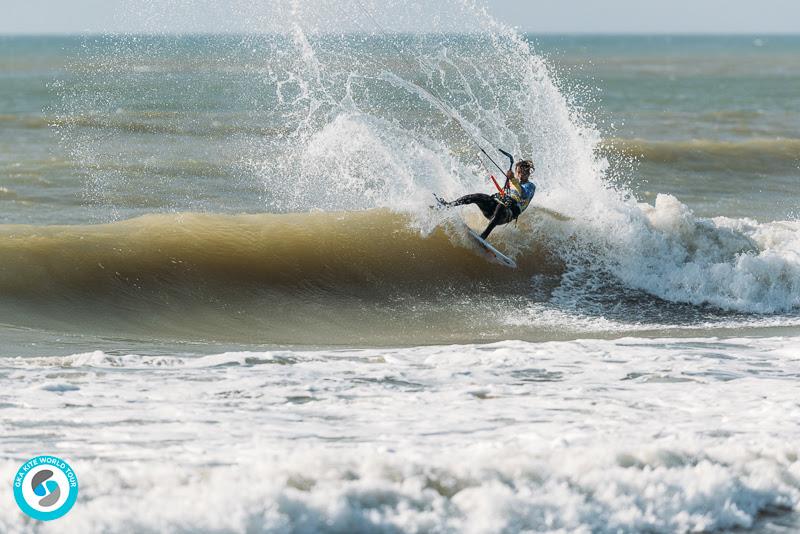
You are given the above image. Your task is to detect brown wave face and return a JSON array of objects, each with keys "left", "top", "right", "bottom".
[{"left": 0, "top": 210, "right": 562, "bottom": 345}]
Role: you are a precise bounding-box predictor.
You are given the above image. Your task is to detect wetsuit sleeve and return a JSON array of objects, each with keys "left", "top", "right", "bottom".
[{"left": 509, "top": 175, "right": 523, "bottom": 194}]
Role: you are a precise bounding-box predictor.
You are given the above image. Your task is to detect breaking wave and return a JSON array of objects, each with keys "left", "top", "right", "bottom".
[{"left": 19, "top": 0, "right": 800, "bottom": 336}]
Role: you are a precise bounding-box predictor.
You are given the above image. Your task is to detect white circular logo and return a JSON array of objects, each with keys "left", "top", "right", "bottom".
[{"left": 13, "top": 456, "right": 78, "bottom": 521}]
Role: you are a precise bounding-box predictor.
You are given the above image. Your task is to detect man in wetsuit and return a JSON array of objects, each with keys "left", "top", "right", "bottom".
[{"left": 436, "top": 159, "right": 536, "bottom": 239}]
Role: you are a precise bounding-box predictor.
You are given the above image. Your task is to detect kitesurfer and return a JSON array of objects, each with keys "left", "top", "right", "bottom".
[{"left": 436, "top": 159, "right": 535, "bottom": 240}]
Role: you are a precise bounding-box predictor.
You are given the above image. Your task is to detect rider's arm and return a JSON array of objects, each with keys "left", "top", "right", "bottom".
[{"left": 506, "top": 170, "right": 523, "bottom": 193}]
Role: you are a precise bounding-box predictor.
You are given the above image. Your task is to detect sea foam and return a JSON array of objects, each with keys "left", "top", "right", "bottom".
[{"left": 2, "top": 337, "right": 799, "bottom": 532}]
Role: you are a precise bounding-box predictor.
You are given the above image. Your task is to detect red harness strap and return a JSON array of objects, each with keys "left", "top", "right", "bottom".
[{"left": 490, "top": 175, "right": 505, "bottom": 196}]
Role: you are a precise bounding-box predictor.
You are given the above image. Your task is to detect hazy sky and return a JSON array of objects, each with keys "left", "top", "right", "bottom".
[{"left": 2, "top": 0, "right": 799, "bottom": 35}]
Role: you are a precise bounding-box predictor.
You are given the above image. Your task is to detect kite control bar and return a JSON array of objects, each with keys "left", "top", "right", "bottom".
[
  {"left": 498, "top": 148, "right": 514, "bottom": 173},
  {"left": 490, "top": 148, "right": 515, "bottom": 196}
]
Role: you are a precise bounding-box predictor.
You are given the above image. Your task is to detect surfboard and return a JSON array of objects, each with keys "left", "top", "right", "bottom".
[{"left": 464, "top": 226, "right": 517, "bottom": 269}]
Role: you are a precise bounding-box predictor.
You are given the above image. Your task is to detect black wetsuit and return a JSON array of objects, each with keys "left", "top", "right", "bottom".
[{"left": 446, "top": 193, "right": 521, "bottom": 239}]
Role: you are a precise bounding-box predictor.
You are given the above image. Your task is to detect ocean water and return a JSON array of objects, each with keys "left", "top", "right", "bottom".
[{"left": 1, "top": 2, "right": 800, "bottom": 531}]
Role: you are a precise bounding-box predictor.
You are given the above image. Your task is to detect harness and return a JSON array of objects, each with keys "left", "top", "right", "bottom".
[
  {"left": 488, "top": 150, "right": 521, "bottom": 223},
  {"left": 495, "top": 193, "right": 521, "bottom": 221}
]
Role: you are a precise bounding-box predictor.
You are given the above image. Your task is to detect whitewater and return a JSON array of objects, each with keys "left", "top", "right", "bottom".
[
  {"left": 2, "top": 337, "right": 800, "bottom": 532},
  {"left": 1, "top": 1, "right": 800, "bottom": 532}
]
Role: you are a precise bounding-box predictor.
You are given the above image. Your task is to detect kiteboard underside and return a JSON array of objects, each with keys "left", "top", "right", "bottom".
[{"left": 465, "top": 227, "right": 517, "bottom": 269}]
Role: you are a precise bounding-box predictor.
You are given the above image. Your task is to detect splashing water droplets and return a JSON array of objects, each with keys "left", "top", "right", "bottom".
[{"left": 55, "top": 0, "right": 800, "bottom": 314}]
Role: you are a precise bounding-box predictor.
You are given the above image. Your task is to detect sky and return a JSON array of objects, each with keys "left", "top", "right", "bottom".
[{"left": 1, "top": 0, "right": 799, "bottom": 35}]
